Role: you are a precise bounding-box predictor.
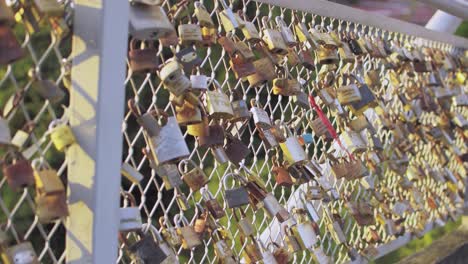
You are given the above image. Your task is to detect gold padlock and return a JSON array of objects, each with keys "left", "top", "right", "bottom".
[
  {"left": 48, "top": 119, "right": 76, "bottom": 152},
  {"left": 261, "top": 16, "right": 288, "bottom": 55}
]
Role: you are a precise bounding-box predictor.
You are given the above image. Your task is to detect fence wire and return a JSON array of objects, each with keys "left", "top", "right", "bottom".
[
  {"left": 0, "top": 0, "right": 72, "bottom": 263},
  {"left": 118, "top": 1, "right": 467, "bottom": 264}
]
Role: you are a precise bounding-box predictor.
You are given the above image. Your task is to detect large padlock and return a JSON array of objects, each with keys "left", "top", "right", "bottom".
[
  {"left": 224, "top": 135, "right": 250, "bottom": 164},
  {"left": 223, "top": 173, "right": 250, "bottom": 208},
  {"left": 48, "top": 119, "right": 76, "bottom": 152},
  {"left": 278, "top": 121, "right": 307, "bottom": 166},
  {"left": 275, "top": 16, "right": 296, "bottom": 47},
  {"left": 2, "top": 150, "right": 34, "bottom": 191},
  {"left": 230, "top": 54, "right": 256, "bottom": 79},
  {"left": 29, "top": 70, "right": 64, "bottom": 104},
  {"left": 2, "top": 242, "right": 39, "bottom": 264},
  {"left": 174, "top": 214, "right": 202, "bottom": 250},
  {"left": 128, "top": 39, "right": 159, "bottom": 73},
  {"left": 178, "top": 159, "right": 209, "bottom": 191},
  {"left": 201, "top": 187, "right": 225, "bottom": 219},
  {"left": 219, "top": 0, "right": 238, "bottom": 32},
  {"left": 32, "top": 159, "right": 64, "bottom": 196},
  {"left": 119, "top": 192, "right": 142, "bottom": 232},
  {"left": 0, "top": 25, "right": 25, "bottom": 65},
  {"left": 129, "top": 4, "right": 175, "bottom": 40},
  {"left": 159, "top": 60, "right": 190, "bottom": 97},
  {"left": 250, "top": 99, "right": 272, "bottom": 129},
  {"left": 205, "top": 79, "right": 234, "bottom": 119},
  {"left": 272, "top": 68, "right": 302, "bottom": 96},
  {"left": 261, "top": 16, "right": 288, "bottom": 55}
]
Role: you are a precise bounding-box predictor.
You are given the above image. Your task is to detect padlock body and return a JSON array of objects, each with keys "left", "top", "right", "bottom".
[{"left": 50, "top": 124, "right": 76, "bottom": 151}]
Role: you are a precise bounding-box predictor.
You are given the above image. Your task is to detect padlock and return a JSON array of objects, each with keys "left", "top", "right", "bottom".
[
  {"left": 2, "top": 150, "right": 34, "bottom": 191},
  {"left": 291, "top": 208, "right": 318, "bottom": 249},
  {"left": 294, "top": 19, "right": 314, "bottom": 45},
  {"left": 193, "top": 204, "right": 208, "bottom": 235},
  {"left": 205, "top": 79, "right": 234, "bottom": 119},
  {"left": 340, "top": 130, "right": 367, "bottom": 154},
  {"left": 258, "top": 127, "right": 279, "bottom": 149},
  {"left": 272, "top": 68, "right": 302, "bottom": 96},
  {"left": 263, "top": 193, "right": 290, "bottom": 222},
  {"left": 278, "top": 121, "right": 307, "bottom": 166},
  {"left": 224, "top": 135, "right": 250, "bottom": 164},
  {"left": 175, "top": 103, "right": 202, "bottom": 126},
  {"left": 283, "top": 225, "right": 302, "bottom": 252},
  {"left": 198, "top": 123, "right": 225, "bottom": 148},
  {"left": 194, "top": 1, "right": 214, "bottom": 28},
  {"left": 201, "top": 187, "right": 225, "bottom": 219},
  {"left": 219, "top": 0, "right": 238, "bottom": 32},
  {"left": 241, "top": 236, "right": 263, "bottom": 264},
  {"left": 293, "top": 91, "right": 311, "bottom": 109},
  {"left": 316, "top": 45, "right": 339, "bottom": 65},
  {"left": 0, "top": 25, "right": 25, "bottom": 65},
  {"left": 0, "top": 117, "right": 12, "bottom": 147},
  {"left": 275, "top": 16, "right": 296, "bottom": 47},
  {"left": 200, "top": 26, "right": 217, "bottom": 46},
  {"left": 187, "top": 110, "right": 209, "bottom": 137},
  {"left": 35, "top": 191, "right": 68, "bottom": 223},
  {"left": 159, "top": 60, "right": 190, "bottom": 97},
  {"left": 250, "top": 99, "right": 272, "bottom": 129},
  {"left": 349, "top": 84, "right": 377, "bottom": 115},
  {"left": 129, "top": 223, "right": 178, "bottom": 264},
  {"left": 338, "top": 40, "right": 355, "bottom": 63},
  {"left": 230, "top": 53, "right": 256, "bottom": 79},
  {"left": 154, "top": 162, "right": 183, "bottom": 190},
  {"left": 259, "top": 242, "right": 279, "bottom": 264},
  {"left": 128, "top": 39, "right": 158, "bottom": 73},
  {"left": 233, "top": 208, "right": 255, "bottom": 236},
  {"left": 177, "top": 9, "right": 202, "bottom": 46},
  {"left": 336, "top": 75, "right": 362, "bottom": 105},
  {"left": 238, "top": 12, "right": 261, "bottom": 43},
  {"left": 231, "top": 91, "right": 251, "bottom": 122},
  {"left": 190, "top": 74, "right": 209, "bottom": 93},
  {"left": 213, "top": 228, "right": 235, "bottom": 262},
  {"left": 272, "top": 156, "right": 293, "bottom": 187},
  {"left": 32, "top": 159, "right": 64, "bottom": 196},
  {"left": 175, "top": 188, "right": 191, "bottom": 211},
  {"left": 129, "top": 4, "right": 175, "bottom": 40},
  {"left": 32, "top": 0, "right": 64, "bottom": 17},
  {"left": 175, "top": 47, "right": 202, "bottom": 73},
  {"left": 159, "top": 217, "right": 182, "bottom": 248},
  {"left": 48, "top": 119, "right": 76, "bottom": 152},
  {"left": 29, "top": 70, "right": 64, "bottom": 104},
  {"left": 223, "top": 173, "right": 250, "bottom": 208},
  {"left": 121, "top": 162, "right": 144, "bottom": 184},
  {"left": 326, "top": 213, "right": 347, "bottom": 244},
  {"left": 119, "top": 192, "right": 142, "bottom": 232},
  {"left": 247, "top": 57, "right": 276, "bottom": 87},
  {"left": 2, "top": 242, "right": 39, "bottom": 264},
  {"left": 178, "top": 159, "right": 209, "bottom": 191},
  {"left": 0, "top": 0, "right": 14, "bottom": 25},
  {"left": 261, "top": 16, "right": 288, "bottom": 55},
  {"left": 174, "top": 214, "right": 202, "bottom": 250}
]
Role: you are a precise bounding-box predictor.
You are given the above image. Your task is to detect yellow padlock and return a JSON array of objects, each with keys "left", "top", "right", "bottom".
[{"left": 49, "top": 119, "right": 76, "bottom": 151}]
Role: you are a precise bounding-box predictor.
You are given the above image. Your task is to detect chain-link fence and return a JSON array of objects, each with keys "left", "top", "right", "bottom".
[{"left": 1, "top": 0, "right": 467, "bottom": 263}]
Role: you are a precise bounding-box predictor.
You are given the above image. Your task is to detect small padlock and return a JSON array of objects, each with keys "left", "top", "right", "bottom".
[
  {"left": 35, "top": 192, "right": 68, "bottom": 224},
  {"left": 272, "top": 156, "right": 293, "bottom": 187},
  {"left": 128, "top": 39, "right": 158, "bottom": 73},
  {"left": 258, "top": 127, "right": 279, "bottom": 149},
  {"left": 159, "top": 60, "right": 190, "bottom": 97},
  {"left": 261, "top": 16, "right": 288, "bottom": 55},
  {"left": 275, "top": 16, "right": 296, "bottom": 47},
  {"left": 0, "top": 25, "right": 24, "bottom": 65},
  {"left": 119, "top": 192, "right": 142, "bottom": 232},
  {"left": 219, "top": 0, "right": 238, "bottom": 32},
  {"left": 273, "top": 68, "right": 302, "bottom": 96},
  {"left": 201, "top": 187, "right": 225, "bottom": 219},
  {"left": 29, "top": 70, "right": 64, "bottom": 104},
  {"left": 223, "top": 173, "right": 250, "bottom": 208},
  {"left": 175, "top": 47, "right": 203, "bottom": 72},
  {"left": 193, "top": 204, "right": 209, "bottom": 235},
  {"left": 129, "top": 4, "right": 175, "bottom": 40},
  {"left": 2, "top": 150, "right": 34, "bottom": 191},
  {"left": 205, "top": 78, "right": 234, "bottom": 120},
  {"left": 178, "top": 159, "right": 209, "bottom": 191},
  {"left": 250, "top": 99, "right": 272, "bottom": 129},
  {"left": 278, "top": 121, "right": 307, "bottom": 166},
  {"left": 49, "top": 119, "right": 76, "bottom": 152},
  {"left": 2, "top": 242, "right": 39, "bottom": 264},
  {"left": 230, "top": 90, "right": 251, "bottom": 122},
  {"left": 174, "top": 214, "right": 202, "bottom": 250}
]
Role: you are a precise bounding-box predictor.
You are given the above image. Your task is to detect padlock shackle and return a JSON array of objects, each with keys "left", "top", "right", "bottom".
[
  {"left": 141, "top": 223, "right": 164, "bottom": 242},
  {"left": 31, "top": 158, "right": 49, "bottom": 171},
  {"left": 222, "top": 172, "right": 243, "bottom": 190},
  {"left": 177, "top": 158, "right": 198, "bottom": 174},
  {"left": 121, "top": 191, "right": 138, "bottom": 207},
  {"left": 173, "top": 213, "right": 189, "bottom": 227},
  {"left": 200, "top": 186, "right": 215, "bottom": 201}
]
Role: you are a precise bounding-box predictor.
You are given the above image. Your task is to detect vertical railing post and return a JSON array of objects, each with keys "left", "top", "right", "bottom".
[{"left": 65, "top": 1, "right": 129, "bottom": 263}]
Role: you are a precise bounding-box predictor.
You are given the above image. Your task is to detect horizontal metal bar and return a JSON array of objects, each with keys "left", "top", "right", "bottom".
[
  {"left": 255, "top": 0, "right": 468, "bottom": 48},
  {"left": 417, "top": 0, "right": 468, "bottom": 20}
]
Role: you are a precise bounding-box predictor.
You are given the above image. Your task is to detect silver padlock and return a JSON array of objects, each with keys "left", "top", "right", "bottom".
[
  {"left": 205, "top": 78, "right": 234, "bottom": 120},
  {"left": 250, "top": 99, "right": 271, "bottom": 129},
  {"left": 275, "top": 16, "right": 296, "bottom": 47},
  {"left": 119, "top": 192, "right": 142, "bottom": 232},
  {"left": 263, "top": 193, "right": 290, "bottom": 223},
  {"left": 190, "top": 74, "right": 209, "bottom": 93},
  {"left": 159, "top": 60, "right": 190, "bottom": 97},
  {"left": 278, "top": 121, "right": 307, "bottom": 166},
  {"left": 121, "top": 162, "right": 144, "bottom": 184},
  {"left": 261, "top": 16, "right": 288, "bottom": 55},
  {"left": 340, "top": 130, "right": 367, "bottom": 153},
  {"left": 129, "top": 4, "right": 175, "bottom": 40},
  {"left": 0, "top": 117, "right": 11, "bottom": 146},
  {"left": 219, "top": 0, "right": 238, "bottom": 32},
  {"left": 292, "top": 209, "right": 318, "bottom": 249}
]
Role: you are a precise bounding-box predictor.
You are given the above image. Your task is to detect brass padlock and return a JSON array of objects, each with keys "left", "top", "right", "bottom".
[
  {"left": 336, "top": 75, "right": 362, "bottom": 105},
  {"left": 277, "top": 121, "right": 307, "bottom": 166},
  {"left": 2, "top": 150, "right": 34, "bottom": 191},
  {"left": 219, "top": 0, "right": 238, "bottom": 32},
  {"left": 316, "top": 45, "right": 339, "bottom": 65},
  {"left": 194, "top": 1, "right": 214, "bottom": 28},
  {"left": 273, "top": 68, "right": 302, "bottom": 96},
  {"left": 187, "top": 110, "right": 209, "bottom": 137},
  {"left": 201, "top": 187, "right": 225, "bottom": 219},
  {"left": 32, "top": 158, "right": 65, "bottom": 196},
  {"left": 129, "top": 4, "right": 175, "bottom": 40},
  {"left": 2, "top": 242, "right": 39, "bottom": 264},
  {"left": 48, "top": 119, "right": 76, "bottom": 151},
  {"left": 178, "top": 159, "right": 209, "bottom": 191},
  {"left": 128, "top": 39, "right": 159, "bottom": 73},
  {"left": 205, "top": 79, "right": 234, "bottom": 120},
  {"left": 238, "top": 11, "right": 261, "bottom": 43},
  {"left": 175, "top": 103, "right": 202, "bottom": 126},
  {"left": 35, "top": 191, "right": 68, "bottom": 223},
  {"left": 0, "top": 25, "right": 25, "bottom": 65},
  {"left": 159, "top": 60, "right": 190, "bottom": 97},
  {"left": 241, "top": 236, "right": 263, "bottom": 264},
  {"left": 261, "top": 16, "right": 288, "bottom": 55},
  {"left": 174, "top": 214, "right": 202, "bottom": 250}
]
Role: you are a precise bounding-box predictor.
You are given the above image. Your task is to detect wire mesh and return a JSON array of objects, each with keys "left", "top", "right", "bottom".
[
  {"left": 119, "top": 0, "right": 467, "bottom": 264},
  {"left": 0, "top": 1, "right": 72, "bottom": 263}
]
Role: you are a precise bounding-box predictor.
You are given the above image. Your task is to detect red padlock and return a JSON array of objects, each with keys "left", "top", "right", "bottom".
[{"left": 2, "top": 150, "right": 34, "bottom": 191}]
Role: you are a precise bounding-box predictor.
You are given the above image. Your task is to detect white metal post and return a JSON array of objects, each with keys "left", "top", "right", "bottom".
[{"left": 66, "top": 1, "right": 129, "bottom": 263}]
